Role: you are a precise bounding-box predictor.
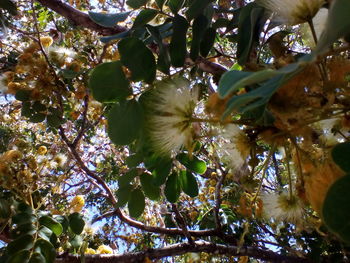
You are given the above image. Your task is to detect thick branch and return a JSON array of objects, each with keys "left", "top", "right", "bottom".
[
  {"left": 36, "top": 0, "right": 125, "bottom": 35},
  {"left": 55, "top": 240, "right": 311, "bottom": 263}
]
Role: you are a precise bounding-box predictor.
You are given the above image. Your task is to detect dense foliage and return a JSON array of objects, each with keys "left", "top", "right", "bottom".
[{"left": 1, "top": 0, "right": 350, "bottom": 262}]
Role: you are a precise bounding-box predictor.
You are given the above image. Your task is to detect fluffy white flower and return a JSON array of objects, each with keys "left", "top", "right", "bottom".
[
  {"left": 146, "top": 77, "right": 199, "bottom": 155},
  {"left": 313, "top": 118, "right": 345, "bottom": 146},
  {"left": 217, "top": 124, "right": 251, "bottom": 170},
  {"left": 262, "top": 192, "right": 304, "bottom": 224},
  {"left": 50, "top": 47, "right": 76, "bottom": 57},
  {"left": 53, "top": 153, "right": 68, "bottom": 168},
  {"left": 260, "top": 0, "right": 324, "bottom": 25},
  {"left": 312, "top": 8, "right": 328, "bottom": 39},
  {"left": 48, "top": 46, "right": 76, "bottom": 63},
  {"left": 302, "top": 8, "right": 328, "bottom": 46}
]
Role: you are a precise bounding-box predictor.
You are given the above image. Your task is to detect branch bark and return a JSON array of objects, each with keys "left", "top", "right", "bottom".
[
  {"left": 55, "top": 241, "right": 311, "bottom": 263},
  {"left": 36, "top": 0, "right": 125, "bottom": 35}
]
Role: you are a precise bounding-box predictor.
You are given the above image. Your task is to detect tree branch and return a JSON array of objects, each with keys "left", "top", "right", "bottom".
[
  {"left": 36, "top": 0, "right": 125, "bottom": 35},
  {"left": 59, "top": 127, "right": 219, "bottom": 238},
  {"left": 55, "top": 240, "right": 311, "bottom": 263}
]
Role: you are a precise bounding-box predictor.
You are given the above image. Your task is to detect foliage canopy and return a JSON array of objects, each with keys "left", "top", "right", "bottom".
[{"left": 1, "top": 0, "right": 350, "bottom": 262}]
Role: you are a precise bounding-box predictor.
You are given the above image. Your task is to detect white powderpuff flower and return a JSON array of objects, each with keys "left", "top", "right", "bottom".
[
  {"left": 217, "top": 124, "right": 251, "bottom": 170},
  {"left": 302, "top": 8, "right": 328, "bottom": 46},
  {"left": 262, "top": 191, "right": 304, "bottom": 224},
  {"left": 146, "top": 77, "right": 199, "bottom": 155},
  {"left": 48, "top": 46, "right": 76, "bottom": 62},
  {"left": 313, "top": 118, "right": 345, "bottom": 147},
  {"left": 53, "top": 153, "right": 68, "bottom": 168},
  {"left": 312, "top": 8, "right": 328, "bottom": 39},
  {"left": 259, "top": 0, "right": 324, "bottom": 25}
]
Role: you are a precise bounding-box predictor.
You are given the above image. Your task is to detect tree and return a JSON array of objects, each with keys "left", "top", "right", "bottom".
[{"left": 0, "top": 0, "right": 350, "bottom": 262}]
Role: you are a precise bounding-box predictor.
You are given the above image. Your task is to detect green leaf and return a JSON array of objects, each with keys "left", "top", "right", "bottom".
[
  {"left": 315, "top": 0, "right": 350, "bottom": 55},
  {"left": 116, "top": 184, "right": 133, "bottom": 207},
  {"left": 150, "top": 157, "right": 172, "bottom": 186},
  {"left": 70, "top": 235, "right": 83, "bottom": 249},
  {"left": 7, "top": 234, "right": 34, "bottom": 255},
  {"left": 89, "top": 61, "right": 131, "bottom": 103},
  {"left": 140, "top": 173, "right": 161, "bottom": 200},
  {"left": 166, "top": 0, "right": 185, "bottom": 14},
  {"left": 6, "top": 250, "right": 30, "bottom": 263},
  {"left": 126, "top": 0, "right": 148, "bottom": 9},
  {"left": 54, "top": 215, "right": 69, "bottom": 233},
  {"left": 107, "top": 100, "right": 144, "bottom": 145},
  {"left": 164, "top": 172, "right": 182, "bottom": 203},
  {"left": 155, "top": 0, "right": 166, "bottom": 9},
  {"left": 32, "top": 101, "right": 46, "bottom": 112},
  {"left": 39, "top": 216, "right": 63, "bottom": 236},
  {"left": 178, "top": 170, "right": 198, "bottom": 197},
  {"left": 218, "top": 69, "right": 277, "bottom": 98},
  {"left": 29, "top": 113, "right": 46, "bottom": 123},
  {"left": 118, "top": 169, "right": 138, "bottom": 187},
  {"left": 33, "top": 239, "right": 56, "bottom": 263},
  {"left": 220, "top": 60, "right": 306, "bottom": 117},
  {"left": 118, "top": 37, "right": 156, "bottom": 83},
  {"left": 169, "top": 15, "right": 189, "bottom": 67},
  {"left": 11, "top": 223, "right": 36, "bottom": 239},
  {"left": 332, "top": 142, "right": 350, "bottom": 173},
  {"left": 68, "top": 213, "right": 85, "bottom": 235},
  {"left": 133, "top": 9, "right": 158, "bottom": 28},
  {"left": 100, "top": 30, "right": 131, "bottom": 43},
  {"left": 237, "top": 3, "right": 265, "bottom": 65},
  {"left": 126, "top": 152, "right": 143, "bottom": 167},
  {"left": 17, "top": 203, "right": 33, "bottom": 213},
  {"left": 185, "top": 0, "right": 212, "bottom": 21},
  {"left": 186, "top": 0, "right": 212, "bottom": 21},
  {"left": 21, "top": 102, "right": 31, "bottom": 118},
  {"left": 15, "top": 90, "right": 31, "bottom": 102},
  {"left": 176, "top": 153, "right": 207, "bottom": 174},
  {"left": 0, "top": 199, "right": 10, "bottom": 218},
  {"left": 29, "top": 252, "right": 45, "bottom": 263},
  {"left": 190, "top": 15, "right": 208, "bottom": 61},
  {"left": 128, "top": 188, "right": 145, "bottom": 218},
  {"left": 37, "top": 226, "right": 53, "bottom": 242},
  {"left": 322, "top": 175, "right": 350, "bottom": 243},
  {"left": 0, "top": 0, "right": 17, "bottom": 16},
  {"left": 12, "top": 213, "right": 36, "bottom": 225},
  {"left": 46, "top": 109, "right": 63, "bottom": 128},
  {"left": 200, "top": 27, "right": 216, "bottom": 57},
  {"left": 88, "top": 11, "right": 130, "bottom": 27},
  {"left": 146, "top": 25, "right": 171, "bottom": 74}
]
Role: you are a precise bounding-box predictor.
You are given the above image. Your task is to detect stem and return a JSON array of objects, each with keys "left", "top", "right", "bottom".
[
  {"left": 284, "top": 145, "right": 293, "bottom": 199},
  {"left": 307, "top": 19, "right": 318, "bottom": 45},
  {"left": 308, "top": 19, "right": 328, "bottom": 81},
  {"left": 252, "top": 145, "right": 276, "bottom": 204}
]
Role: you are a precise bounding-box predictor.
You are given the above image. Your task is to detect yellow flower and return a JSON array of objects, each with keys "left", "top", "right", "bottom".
[
  {"left": 3, "top": 150, "right": 23, "bottom": 162},
  {"left": 97, "top": 244, "right": 113, "bottom": 254},
  {"left": 40, "top": 36, "right": 54, "bottom": 48},
  {"left": 85, "top": 248, "right": 96, "bottom": 254},
  {"left": 37, "top": 146, "right": 48, "bottom": 155},
  {"left": 69, "top": 195, "right": 85, "bottom": 213}
]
